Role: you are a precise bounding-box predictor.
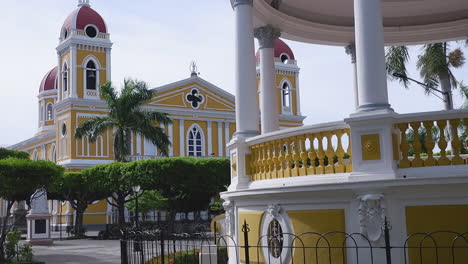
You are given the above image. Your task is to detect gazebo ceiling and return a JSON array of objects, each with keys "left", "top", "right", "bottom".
[{"left": 252, "top": 0, "right": 468, "bottom": 46}]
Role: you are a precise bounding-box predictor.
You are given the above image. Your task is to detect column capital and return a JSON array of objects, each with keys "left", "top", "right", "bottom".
[
  {"left": 232, "top": 0, "right": 253, "bottom": 8},
  {"left": 345, "top": 42, "right": 356, "bottom": 63},
  {"left": 254, "top": 25, "right": 281, "bottom": 49}
]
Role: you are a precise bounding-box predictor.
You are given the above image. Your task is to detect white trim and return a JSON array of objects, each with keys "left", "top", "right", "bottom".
[
  {"left": 295, "top": 72, "right": 301, "bottom": 116},
  {"left": 186, "top": 123, "right": 205, "bottom": 157},
  {"left": 84, "top": 24, "right": 99, "bottom": 38},
  {"left": 168, "top": 123, "right": 174, "bottom": 156},
  {"left": 179, "top": 120, "right": 185, "bottom": 156},
  {"left": 71, "top": 45, "right": 78, "bottom": 98},
  {"left": 224, "top": 122, "right": 230, "bottom": 149},
  {"left": 279, "top": 78, "right": 293, "bottom": 115},
  {"left": 50, "top": 144, "right": 56, "bottom": 162},
  {"left": 82, "top": 56, "right": 101, "bottom": 99},
  {"left": 207, "top": 121, "right": 213, "bottom": 156},
  {"left": 45, "top": 102, "right": 54, "bottom": 121},
  {"left": 218, "top": 122, "right": 223, "bottom": 157},
  {"left": 106, "top": 48, "right": 111, "bottom": 81},
  {"left": 136, "top": 133, "right": 141, "bottom": 155},
  {"left": 32, "top": 150, "right": 39, "bottom": 161}
]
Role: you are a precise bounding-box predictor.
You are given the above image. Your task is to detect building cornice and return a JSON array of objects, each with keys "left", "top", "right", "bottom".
[{"left": 8, "top": 131, "right": 56, "bottom": 151}]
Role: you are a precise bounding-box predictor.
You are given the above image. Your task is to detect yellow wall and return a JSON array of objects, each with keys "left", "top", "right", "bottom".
[
  {"left": 406, "top": 205, "right": 468, "bottom": 264},
  {"left": 239, "top": 211, "right": 265, "bottom": 264},
  {"left": 288, "top": 209, "right": 346, "bottom": 264}
]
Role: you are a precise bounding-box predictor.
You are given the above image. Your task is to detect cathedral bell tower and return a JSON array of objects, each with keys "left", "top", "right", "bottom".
[{"left": 54, "top": 0, "right": 113, "bottom": 167}]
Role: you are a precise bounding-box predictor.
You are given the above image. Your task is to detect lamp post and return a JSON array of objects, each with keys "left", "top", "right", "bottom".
[{"left": 132, "top": 186, "right": 141, "bottom": 230}]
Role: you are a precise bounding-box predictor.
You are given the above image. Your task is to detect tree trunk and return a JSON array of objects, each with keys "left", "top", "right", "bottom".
[
  {"left": 439, "top": 71, "right": 454, "bottom": 110},
  {"left": 74, "top": 208, "right": 85, "bottom": 238},
  {"left": 117, "top": 197, "right": 126, "bottom": 226},
  {"left": 0, "top": 201, "right": 14, "bottom": 262}
]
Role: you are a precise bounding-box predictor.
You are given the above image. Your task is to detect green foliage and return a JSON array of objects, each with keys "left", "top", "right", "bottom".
[
  {"left": 126, "top": 190, "right": 168, "bottom": 213},
  {"left": 0, "top": 158, "right": 63, "bottom": 202},
  {"left": 132, "top": 157, "right": 230, "bottom": 213},
  {"left": 4, "top": 230, "right": 33, "bottom": 262},
  {"left": 0, "top": 148, "right": 29, "bottom": 160},
  {"left": 74, "top": 79, "right": 172, "bottom": 162},
  {"left": 209, "top": 201, "right": 225, "bottom": 216},
  {"left": 147, "top": 248, "right": 228, "bottom": 264}
]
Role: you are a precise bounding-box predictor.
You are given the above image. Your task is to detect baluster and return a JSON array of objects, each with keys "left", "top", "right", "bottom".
[
  {"left": 257, "top": 144, "right": 264, "bottom": 180},
  {"left": 307, "top": 134, "right": 317, "bottom": 175},
  {"left": 271, "top": 142, "right": 278, "bottom": 179},
  {"left": 397, "top": 123, "right": 411, "bottom": 168},
  {"left": 266, "top": 142, "right": 274, "bottom": 179},
  {"left": 335, "top": 130, "right": 346, "bottom": 173},
  {"left": 449, "top": 119, "right": 464, "bottom": 165},
  {"left": 324, "top": 132, "right": 336, "bottom": 174},
  {"left": 316, "top": 133, "right": 326, "bottom": 174},
  {"left": 345, "top": 129, "right": 353, "bottom": 172},
  {"left": 291, "top": 137, "right": 301, "bottom": 177},
  {"left": 410, "top": 122, "right": 424, "bottom": 167},
  {"left": 277, "top": 140, "right": 285, "bottom": 178},
  {"left": 299, "top": 136, "right": 308, "bottom": 176},
  {"left": 436, "top": 120, "right": 451, "bottom": 166},
  {"left": 422, "top": 121, "right": 437, "bottom": 166},
  {"left": 250, "top": 146, "right": 257, "bottom": 181},
  {"left": 284, "top": 138, "right": 292, "bottom": 177},
  {"left": 262, "top": 144, "right": 269, "bottom": 180}
]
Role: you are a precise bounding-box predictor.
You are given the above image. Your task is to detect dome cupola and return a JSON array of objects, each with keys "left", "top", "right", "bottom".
[
  {"left": 256, "top": 39, "right": 295, "bottom": 64},
  {"left": 39, "top": 67, "right": 58, "bottom": 93},
  {"left": 61, "top": 0, "right": 108, "bottom": 40}
]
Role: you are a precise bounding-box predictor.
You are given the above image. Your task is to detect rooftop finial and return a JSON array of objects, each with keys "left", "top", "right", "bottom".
[
  {"left": 190, "top": 61, "right": 199, "bottom": 77},
  {"left": 78, "top": 0, "right": 90, "bottom": 7}
]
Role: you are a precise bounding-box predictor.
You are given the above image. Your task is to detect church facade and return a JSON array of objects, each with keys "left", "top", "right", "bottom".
[{"left": 3, "top": 0, "right": 305, "bottom": 230}]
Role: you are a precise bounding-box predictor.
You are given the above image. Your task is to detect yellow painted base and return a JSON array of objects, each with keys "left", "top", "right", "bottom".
[{"left": 238, "top": 211, "right": 265, "bottom": 264}]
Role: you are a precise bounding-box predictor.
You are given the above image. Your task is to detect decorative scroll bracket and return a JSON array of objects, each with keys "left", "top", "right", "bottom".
[{"left": 266, "top": 204, "right": 281, "bottom": 219}]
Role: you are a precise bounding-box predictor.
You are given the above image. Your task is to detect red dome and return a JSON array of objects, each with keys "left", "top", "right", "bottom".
[
  {"left": 39, "top": 67, "right": 58, "bottom": 92},
  {"left": 256, "top": 39, "right": 295, "bottom": 63},
  {"left": 62, "top": 5, "right": 107, "bottom": 34}
]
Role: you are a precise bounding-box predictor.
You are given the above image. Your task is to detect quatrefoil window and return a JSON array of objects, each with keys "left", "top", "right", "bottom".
[{"left": 186, "top": 89, "right": 204, "bottom": 109}]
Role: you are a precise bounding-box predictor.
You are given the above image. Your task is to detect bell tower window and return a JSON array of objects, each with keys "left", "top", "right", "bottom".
[
  {"left": 63, "top": 64, "right": 68, "bottom": 92},
  {"left": 86, "top": 61, "right": 97, "bottom": 90},
  {"left": 187, "top": 125, "right": 204, "bottom": 157},
  {"left": 281, "top": 82, "right": 292, "bottom": 113},
  {"left": 46, "top": 103, "right": 53, "bottom": 121}
]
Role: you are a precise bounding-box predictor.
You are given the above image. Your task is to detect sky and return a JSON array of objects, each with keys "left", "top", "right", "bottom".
[{"left": 0, "top": 0, "right": 467, "bottom": 147}]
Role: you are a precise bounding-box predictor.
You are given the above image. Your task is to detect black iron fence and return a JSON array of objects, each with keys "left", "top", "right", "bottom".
[{"left": 120, "top": 219, "right": 468, "bottom": 264}]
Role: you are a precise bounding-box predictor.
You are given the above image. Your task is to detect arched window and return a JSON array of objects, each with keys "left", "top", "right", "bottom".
[
  {"left": 187, "top": 125, "right": 204, "bottom": 157},
  {"left": 32, "top": 150, "right": 39, "bottom": 161},
  {"left": 46, "top": 103, "right": 53, "bottom": 121},
  {"left": 50, "top": 144, "right": 56, "bottom": 162},
  {"left": 281, "top": 82, "right": 292, "bottom": 113},
  {"left": 63, "top": 64, "right": 69, "bottom": 92},
  {"left": 86, "top": 61, "right": 97, "bottom": 90}
]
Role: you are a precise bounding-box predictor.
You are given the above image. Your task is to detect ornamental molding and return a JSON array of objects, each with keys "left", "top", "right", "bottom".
[
  {"left": 358, "top": 193, "right": 386, "bottom": 242},
  {"left": 266, "top": 204, "right": 281, "bottom": 219},
  {"left": 186, "top": 88, "right": 205, "bottom": 109},
  {"left": 223, "top": 200, "right": 235, "bottom": 235},
  {"left": 254, "top": 25, "right": 281, "bottom": 49}
]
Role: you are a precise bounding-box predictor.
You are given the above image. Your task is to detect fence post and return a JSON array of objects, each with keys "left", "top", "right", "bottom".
[
  {"left": 214, "top": 222, "right": 217, "bottom": 245},
  {"left": 160, "top": 231, "right": 165, "bottom": 264},
  {"left": 383, "top": 217, "right": 392, "bottom": 264},
  {"left": 242, "top": 220, "right": 250, "bottom": 264},
  {"left": 120, "top": 239, "right": 128, "bottom": 264}
]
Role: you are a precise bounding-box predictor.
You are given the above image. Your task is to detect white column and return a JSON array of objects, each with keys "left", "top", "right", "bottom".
[
  {"left": 233, "top": 0, "right": 259, "bottom": 137},
  {"left": 168, "top": 123, "right": 173, "bottom": 156},
  {"left": 136, "top": 133, "right": 141, "bottom": 155},
  {"left": 179, "top": 120, "right": 185, "bottom": 156},
  {"left": 71, "top": 45, "right": 78, "bottom": 98},
  {"left": 345, "top": 43, "right": 359, "bottom": 111},
  {"left": 106, "top": 48, "right": 112, "bottom": 82},
  {"left": 207, "top": 121, "right": 213, "bottom": 156},
  {"left": 57, "top": 54, "right": 62, "bottom": 101},
  {"left": 217, "top": 122, "right": 223, "bottom": 157},
  {"left": 254, "top": 25, "right": 281, "bottom": 134},
  {"left": 225, "top": 123, "right": 230, "bottom": 149},
  {"left": 354, "top": 0, "right": 391, "bottom": 112}
]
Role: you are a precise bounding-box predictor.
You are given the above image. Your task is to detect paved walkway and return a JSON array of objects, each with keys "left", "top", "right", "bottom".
[{"left": 33, "top": 239, "right": 120, "bottom": 264}]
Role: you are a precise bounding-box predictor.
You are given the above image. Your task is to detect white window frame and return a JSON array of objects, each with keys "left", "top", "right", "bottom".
[
  {"left": 46, "top": 103, "right": 54, "bottom": 121},
  {"left": 82, "top": 56, "right": 101, "bottom": 99},
  {"left": 186, "top": 124, "right": 205, "bottom": 157},
  {"left": 62, "top": 62, "right": 69, "bottom": 98},
  {"left": 280, "top": 79, "right": 293, "bottom": 115}
]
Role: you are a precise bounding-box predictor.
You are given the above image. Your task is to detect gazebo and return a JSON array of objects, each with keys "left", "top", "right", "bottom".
[{"left": 221, "top": 0, "right": 468, "bottom": 263}]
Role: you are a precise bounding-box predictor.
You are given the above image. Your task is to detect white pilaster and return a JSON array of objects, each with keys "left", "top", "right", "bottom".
[
  {"left": 106, "top": 48, "right": 112, "bottom": 82},
  {"left": 354, "top": 0, "right": 391, "bottom": 113},
  {"left": 218, "top": 121, "right": 223, "bottom": 157},
  {"left": 295, "top": 72, "right": 301, "bottom": 116},
  {"left": 168, "top": 123, "right": 173, "bottom": 156},
  {"left": 233, "top": 0, "right": 259, "bottom": 137},
  {"left": 179, "top": 120, "right": 185, "bottom": 156},
  {"left": 207, "top": 121, "right": 213, "bottom": 156},
  {"left": 225, "top": 122, "right": 230, "bottom": 150},
  {"left": 255, "top": 25, "right": 281, "bottom": 134},
  {"left": 57, "top": 54, "right": 62, "bottom": 101},
  {"left": 71, "top": 45, "right": 78, "bottom": 98},
  {"left": 136, "top": 133, "right": 141, "bottom": 155}
]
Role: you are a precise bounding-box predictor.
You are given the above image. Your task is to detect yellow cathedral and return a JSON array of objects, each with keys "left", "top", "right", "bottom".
[{"left": 4, "top": 0, "right": 305, "bottom": 230}]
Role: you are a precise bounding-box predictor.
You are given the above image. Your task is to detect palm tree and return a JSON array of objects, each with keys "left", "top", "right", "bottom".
[
  {"left": 75, "top": 79, "right": 172, "bottom": 162},
  {"left": 386, "top": 42, "right": 467, "bottom": 110}
]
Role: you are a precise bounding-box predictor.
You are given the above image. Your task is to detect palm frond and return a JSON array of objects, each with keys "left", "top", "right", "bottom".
[
  {"left": 448, "top": 48, "right": 465, "bottom": 68},
  {"left": 385, "top": 46, "right": 410, "bottom": 88},
  {"left": 417, "top": 43, "right": 450, "bottom": 91},
  {"left": 99, "top": 82, "right": 118, "bottom": 110},
  {"left": 459, "top": 82, "right": 468, "bottom": 109},
  {"left": 74, "top": 117, "right": 116, "bottom": 142}
]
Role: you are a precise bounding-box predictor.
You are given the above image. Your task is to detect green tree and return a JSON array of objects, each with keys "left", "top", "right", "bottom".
[
  {"left": 0, "top": 158, "right": 63, "bottom": 262},
  {"left": 74, "top": 79, "right": 172, "bottom": 162},
  {"left": 0, "top": 148, "right": 29, "bottom": 160},
  {"left": 48, "top": 171, "right": 111, "bottom": 237},
  {"left": 386, "top": 42, "right": 467, "bottom": 110},
  {"left": 125, "top": 190, "right": 168, "bottom": 222}
]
